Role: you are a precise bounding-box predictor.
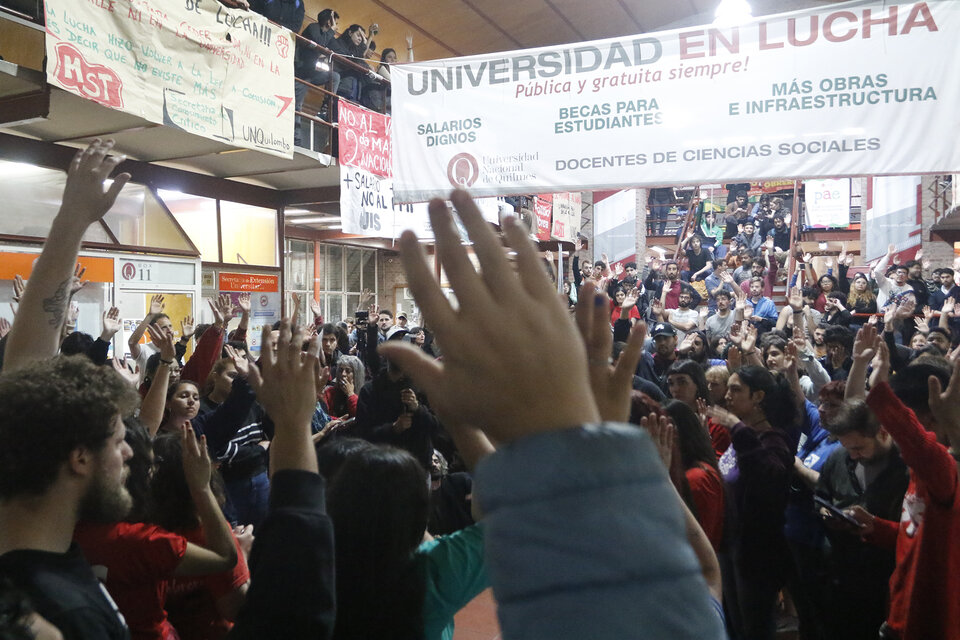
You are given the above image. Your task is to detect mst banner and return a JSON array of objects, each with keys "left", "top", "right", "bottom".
[
  {"left": 44, "top": 0, "right": 295, "bottom": 158},
  {"left": 392, "top": 0, "right": 960, "bottom": 202}
]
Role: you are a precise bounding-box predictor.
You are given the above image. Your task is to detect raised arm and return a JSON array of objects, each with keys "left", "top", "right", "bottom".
[
  {"left": 128, "top": 294, "right": 165, "bottom": 360},
  {"left": 3, "top": 141, "right": 129, "bottom": 372},
  {"left": 139, "top": 326, "right": 177, "bottom": 436},
  {"left": 845, "top": 325, "right": 879, "bottom": 401},
  {"left": 175, "top": 423, "right": 239, "bottom": 576}
]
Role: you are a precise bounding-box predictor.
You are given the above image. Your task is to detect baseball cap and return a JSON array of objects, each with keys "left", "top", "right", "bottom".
[{"left": 652, "top": 323, "right": 676, "bottom": 338}]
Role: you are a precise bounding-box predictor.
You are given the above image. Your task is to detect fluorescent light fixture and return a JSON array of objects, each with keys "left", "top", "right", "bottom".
[
  {"left": 714, "top": 0, "right": 752, "bottom": 26},
  {"left": 0, "top": 161, "right": 54, "bottom": 177},
  {"left": 289, "top": 216, "right": 342, "bottom": 225},
  {"left": 649, "top": 245, "right": 667, "bottom": 256},
  {"left": 818, "top": 241, "right": 828, "bottom": 251}
]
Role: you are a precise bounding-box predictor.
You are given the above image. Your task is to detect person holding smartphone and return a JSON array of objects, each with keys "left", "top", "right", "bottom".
[{"left": 814, "top": 399, "right": 908, "bottom": 640}]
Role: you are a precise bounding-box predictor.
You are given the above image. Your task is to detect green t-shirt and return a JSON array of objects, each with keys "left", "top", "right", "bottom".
[{"left": 415, "top": 523, "right": 488, "bottom": 640}]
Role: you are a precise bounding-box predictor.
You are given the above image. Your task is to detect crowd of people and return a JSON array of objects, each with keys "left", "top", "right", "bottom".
[{"left": 0, "top": 139, "right": 958, "bottom": 640}]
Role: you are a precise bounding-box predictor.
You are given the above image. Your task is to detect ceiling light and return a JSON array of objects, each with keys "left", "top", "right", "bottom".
[
  {"left": 290, "top": 216, "right": 338, "bottom": 224},
  {"left": 714, "top": 0, "right": 752, "bottom": 26}
]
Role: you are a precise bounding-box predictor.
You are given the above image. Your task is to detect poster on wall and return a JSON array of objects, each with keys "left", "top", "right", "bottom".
[
  {"left": 219, "top": 272, "right": 280, "bottom": 355},
  {"left": 392, "top": 1, "right": 960, "bottom": 202},
  {"left": 804, "top": 178, "right": 850, "bottom": 228},
  {"left": 44, "top": 0, "right": 295, "bottom": 158},
  {"left": 551, "top": 192, "right": 582, "bottom": 242}
]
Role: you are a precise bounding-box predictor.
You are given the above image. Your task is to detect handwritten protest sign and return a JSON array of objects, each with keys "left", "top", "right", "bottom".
[{"left": 44, "top": 0, "right": 295, "bottom": 158}]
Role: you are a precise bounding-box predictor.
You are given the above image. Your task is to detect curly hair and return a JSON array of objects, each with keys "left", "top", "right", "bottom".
[{"left": 0, "top": 355, "right": 139, "bottom": 499}]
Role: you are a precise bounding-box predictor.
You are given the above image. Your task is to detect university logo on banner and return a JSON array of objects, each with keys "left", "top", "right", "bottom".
[
  {"left": 44, "top": 0, "right": 295, "bottom": 157},
  {"left": 391, "top": 1, "right": 960, "bottom": 202}
]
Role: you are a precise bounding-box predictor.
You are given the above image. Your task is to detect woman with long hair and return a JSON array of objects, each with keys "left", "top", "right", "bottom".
[
  {"left": 152, "top": 432, "right": 250, "bottom": 640},
  {"left": 327, "top": 422, "right": 493, "bottom": 640},
  {"left": 846, "top": 272, "right": 878, "bottom": 316},
  {"left": 708, "top": 365, "right": 799, "bottom": 640},
  {"left": 662, "top": 400, "right": 725, "bottom": 552}
]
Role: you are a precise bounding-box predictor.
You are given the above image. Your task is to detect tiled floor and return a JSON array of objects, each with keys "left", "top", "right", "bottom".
[{"left": 453, "top": 588, "right": 501, "bottom": 640}]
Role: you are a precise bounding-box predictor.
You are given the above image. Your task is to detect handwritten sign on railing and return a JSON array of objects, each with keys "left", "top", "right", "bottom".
[{"left": 44, "top": 0, "right": 295, "bottom": 158}]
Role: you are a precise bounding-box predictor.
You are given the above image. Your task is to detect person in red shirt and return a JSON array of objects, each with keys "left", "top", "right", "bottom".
[
  {"left": 844, "top": 326, "right": 960, "bottom": 640},
  {"left": 75, "top": 423, "right": 240, "bottom": 640},
  {"left": 610, "top": 287, "right": 642, "bottom": 326},
  {"left": 662, "top": 400, "right": 725, "bottom": 552}
]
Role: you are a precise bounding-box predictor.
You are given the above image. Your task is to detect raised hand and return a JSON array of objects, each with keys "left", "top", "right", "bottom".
[
  {"left": 927, "top": 357, "right": 960, "bottom": 431},
  {"left": 111, "top": 357, "right": 140, "bottom": 387},
  {"left": 60, "top": 139, "right": 130, "bottom": 226},
  {"left": 310, "top": 297, "right": 323, "bottom": 320},
  {"left": 69, "top": 263, "right": 87, "bottom": 296},
  {"left": 706, "top": 405, "right": 739, "bottom": 429},
  {"left": 803, "top": 252, "right": 812, "bottom": 264},
  {"left": 101, "top": 306, "right": 121, "bottom": 339},
  {"left": 640, "top": 412, "right": 676, "bottom": 470},
  {"left": 788, "top": 287, "right": 804, "bottom": 312},
  {"left": 824, "top": 257, "right": 834, "bottom": 269},
  {"left": 887, "top": 243, "right": 896, "bottom": 257},
  {"left": 838, "top": 242, "right": 848, "bottom": 265},
  {"left": 650, "top": 258, "right": 662, "bottom": 272},
  {"left": 621, "top": 288, "right": 639, "bottom": 309},
  {"left": 181, "top": 422, "right": 212, "bottom": 493},
  {"left": 376, "top": 190, "right": 599, "bottom": 442},
  {"left": 218, "top": 293, "right": 237, "bottom": 324},
  {"left": 651, "top": 299, "right": 664, "bottom": 318},
  {"left": 575, "top": 282, "right": 646, "bottom": 422},
  {"left": 894, "top": 297, "right": 916, "bottom": 320},
  {"left": 0, "top": 317, "right": 10, "bottom": 340},
  {"left": 852, "top": 325, "right": 880, "bottom": 362},
  {"left": 12, "top": 274, "right": 26, "bottom": 303},
  {"left": 149, "top": 294, "right": 165, "bottom": 317},
  {"left": 237, "top": 293, "right": 252, "bottom": 315},
  {"left": 613, "top": 262, "right": 623, "bottom": 277},
  {"left": 923, "top": 305, "right": 935, "bottom": 321},
  {"left": 146, "top": 323, "right": 176, "bottom": 362},
  {"left": 869, "top": 341, "right": 890, "bottom": 387},
  {"left": 246, "top": 321, "right": 322, "bottom": 468},
  {"left": 741, "top": 323, "right": 758, "bottom": 354},
  {"left": 224, "top": 344, "right": 251, "bottom": 378},
  {"left": 180, "top": 315, "right": 195, "bottom": 340}
]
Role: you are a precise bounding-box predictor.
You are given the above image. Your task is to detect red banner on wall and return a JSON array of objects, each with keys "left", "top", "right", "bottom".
[
  {"left": 338, "top": 101, "right": 392, "bottom": 178},
  {"left": 533, "top": 195, "right": 552, "bottom": 241},
  {"left": 218, "top": 272, "right": 279, "bottom": 292}
]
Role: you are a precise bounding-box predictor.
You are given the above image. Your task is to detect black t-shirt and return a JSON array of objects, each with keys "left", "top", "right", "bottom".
[
  {"left": 428, "top": 472, "right": 475, "bottom": 536},
  {"left": 0, "top": 545, "right": 129, "bottom": 640},
  {"left": 685, "top": 248, "right": 713, "bottom": 274}
]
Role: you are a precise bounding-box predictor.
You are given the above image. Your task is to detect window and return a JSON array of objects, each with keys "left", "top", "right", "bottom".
[
  {"left": 220, "top": 201, "right": 279, "bottom": 267},
  {"left": 284, "top": 241, "right": 377, "bottom": 323}
]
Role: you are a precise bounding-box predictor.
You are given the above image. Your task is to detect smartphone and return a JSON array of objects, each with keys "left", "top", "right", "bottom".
[{"left": 814, "top": 496, "right": 863, "bottom": 528}]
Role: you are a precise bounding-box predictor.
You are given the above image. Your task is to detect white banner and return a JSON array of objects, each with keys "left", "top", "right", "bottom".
[
  {"left": 804, "top": 178, "right": 850, "bottom": 228},
  {"left": 392, "top": 0, "right": 960, "bottom": 202},
  {"left": 340, "top": 165, "right": 430, "bottom": 238},
  {"left": 44, "top": 0, "right": 295, "bottom": 158}
]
